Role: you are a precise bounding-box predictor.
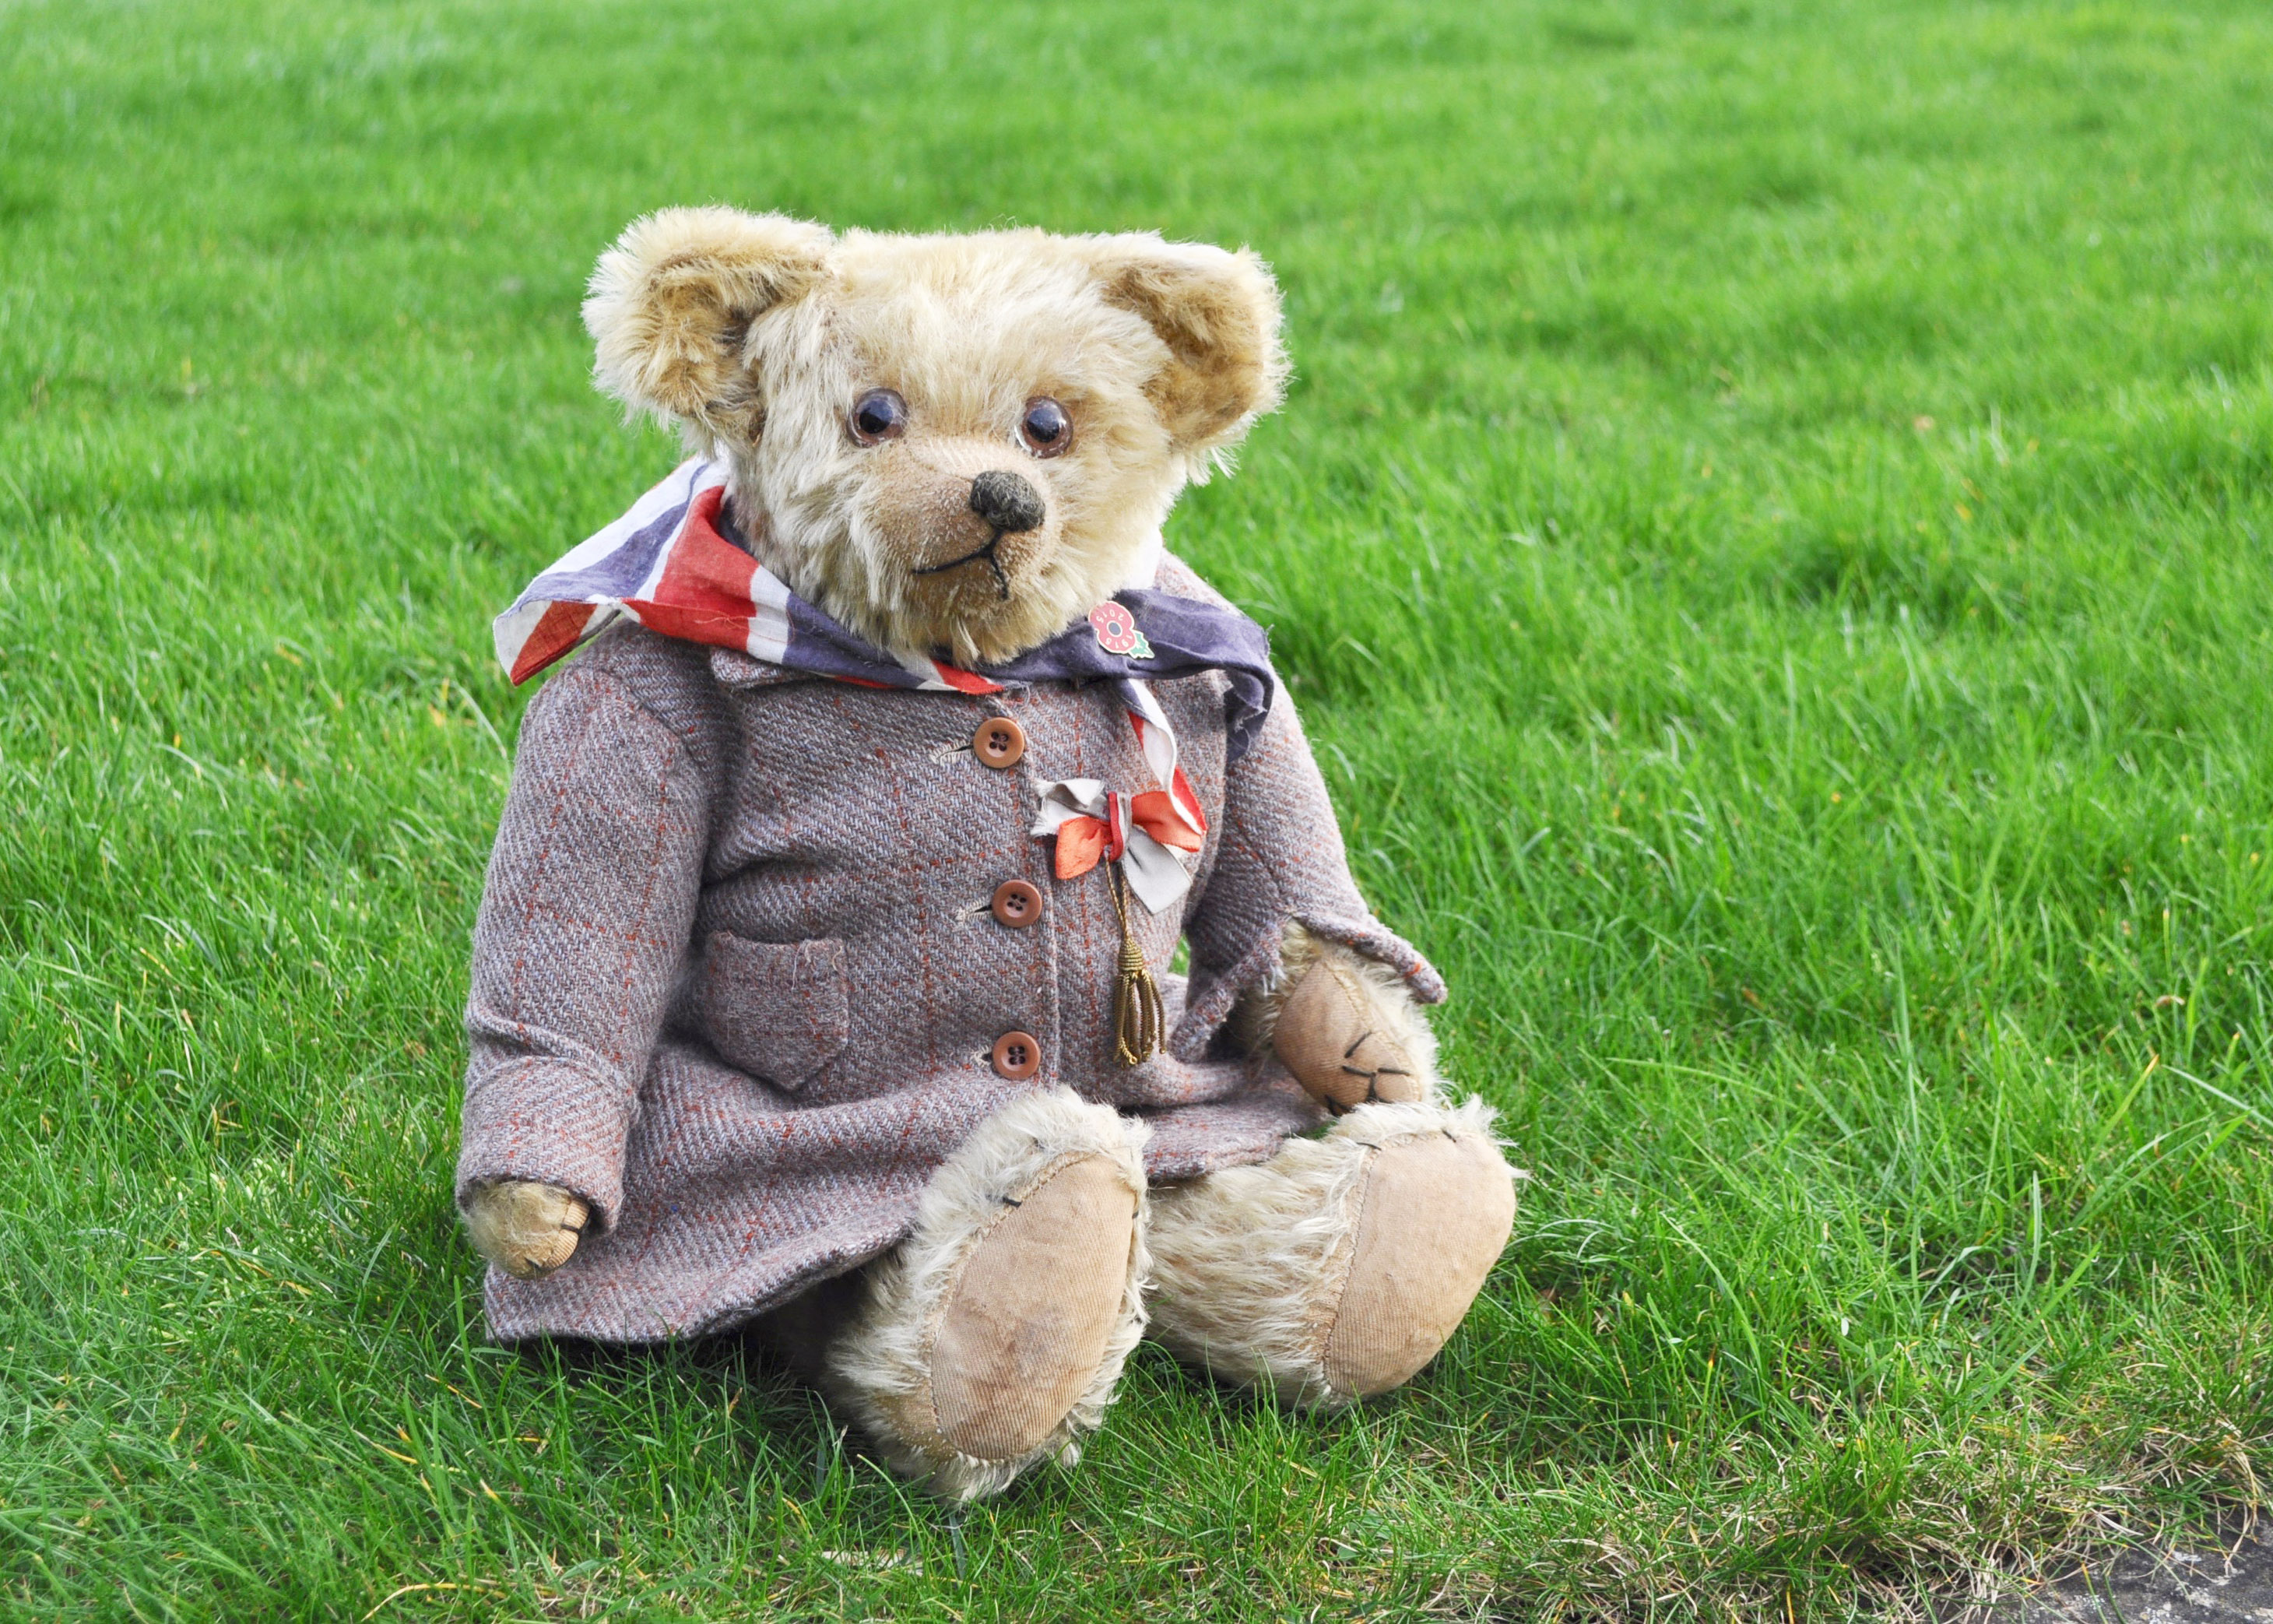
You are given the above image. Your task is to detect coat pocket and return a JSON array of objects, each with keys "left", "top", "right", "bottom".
[{"left": 700, "top": 933, "right": 850, "bottom": 1091}]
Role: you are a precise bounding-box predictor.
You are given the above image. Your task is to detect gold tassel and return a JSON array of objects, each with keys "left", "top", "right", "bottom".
[{"left": 1107, "top": 863, "right": 1164, "bottom": 1067}]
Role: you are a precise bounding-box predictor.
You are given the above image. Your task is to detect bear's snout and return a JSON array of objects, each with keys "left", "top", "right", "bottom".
[{"left": 968, "top": 470, "right": 1046, "bottom": 535}]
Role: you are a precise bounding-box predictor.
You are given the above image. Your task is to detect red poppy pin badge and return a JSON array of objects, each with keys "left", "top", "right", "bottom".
[{"left": 1090, "top": 602, "right": 1154, "bottom": 659}]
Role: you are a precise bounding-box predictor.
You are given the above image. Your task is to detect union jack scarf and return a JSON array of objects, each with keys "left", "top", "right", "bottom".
[{"left": 495, "top": 459, "right": 1276, "bottom": 919}]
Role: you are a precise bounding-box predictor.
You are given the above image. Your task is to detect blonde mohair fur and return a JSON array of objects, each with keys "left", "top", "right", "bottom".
[
  {"left": 582, "top": 206, "right": 1288, "bottom": 669},
  {"left": 817, "top": 1086, "right": 1153, "bottom": 1501},
  {"left": 585, "top": 209, "right": 834, "bottom": 443},
  {"left": 1146, "top": 1097, "right": 1515, "bottom": 1409}
]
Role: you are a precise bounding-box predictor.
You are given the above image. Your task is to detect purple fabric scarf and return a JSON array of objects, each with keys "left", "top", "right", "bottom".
[{"left": 494, "top": 458, "right": 1277, "bottom": 760}]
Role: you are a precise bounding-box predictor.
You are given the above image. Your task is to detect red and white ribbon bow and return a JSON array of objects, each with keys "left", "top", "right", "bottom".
[{"left": 1031, "top": 681, "right": 1207, "bottom": 915}]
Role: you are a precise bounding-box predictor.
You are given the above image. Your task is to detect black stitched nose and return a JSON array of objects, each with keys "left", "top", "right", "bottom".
[{"left": 968, "top": 469, "right": 1046, "bottom": 534}]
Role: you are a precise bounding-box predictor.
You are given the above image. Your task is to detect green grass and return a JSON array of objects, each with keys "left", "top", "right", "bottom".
[{"left": 4, "top": 0, "right": 2271, "bottom": 1616}]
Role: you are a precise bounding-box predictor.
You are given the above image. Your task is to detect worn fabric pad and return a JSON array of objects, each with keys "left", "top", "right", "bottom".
[
  {"left": 1323, "top": 1129, "right": 1517, "bottom": 1398},
  {"left": 928, "top": 1155, "right": 1138, "bottom": 1461},
  {"left": 1273, "top": 958, "right": 1427, "bottom": 1113}
]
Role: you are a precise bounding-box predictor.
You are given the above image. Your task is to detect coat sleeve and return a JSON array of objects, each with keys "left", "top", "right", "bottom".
[
  {"left": 454, "top": 659, "right": 719, "bottom": 1230},
  {"left": 1169, "top": 678, "right": 1446, "bottom": 1062}
]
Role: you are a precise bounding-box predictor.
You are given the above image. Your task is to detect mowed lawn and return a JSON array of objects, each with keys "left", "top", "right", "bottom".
[{"left": 4, "top": 0, "right": 2272, "bottom": 1617}]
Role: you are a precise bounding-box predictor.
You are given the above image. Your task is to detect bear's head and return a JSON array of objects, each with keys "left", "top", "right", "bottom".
[{"left": 581, "top": 209, "right": 1288, "bottom": 666}]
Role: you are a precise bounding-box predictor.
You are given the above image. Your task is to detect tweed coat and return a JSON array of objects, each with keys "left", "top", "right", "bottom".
[{"left": 456, "top": 555, "right": 1445, "bottom": 1343}]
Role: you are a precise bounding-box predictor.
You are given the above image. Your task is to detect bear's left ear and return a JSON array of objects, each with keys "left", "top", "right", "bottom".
[
  {"left": 583, "top": 206, "right": 834, "bottom": 438},
  {"left": 1075, "top": 234, "right": 1289, "bottom": 470}
]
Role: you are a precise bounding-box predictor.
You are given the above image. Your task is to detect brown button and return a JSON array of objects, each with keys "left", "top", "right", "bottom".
[
  {"left": 972, "top": 717, "right": 1026, "bottom": 769},
  {"left": 991, "top": 1031, "right": 1042, "bottom": 1081},
  {"left": 990, "top": 879, "right": 1044, "bottom": 929}
]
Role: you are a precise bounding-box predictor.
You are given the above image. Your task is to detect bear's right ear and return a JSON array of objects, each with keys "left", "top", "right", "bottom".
[
  {"left": 582, "top": 207, "right": 833, "bottom": 436},
  {"left": 1074, "top": 233, "right": 1290, "bottom": 476}
]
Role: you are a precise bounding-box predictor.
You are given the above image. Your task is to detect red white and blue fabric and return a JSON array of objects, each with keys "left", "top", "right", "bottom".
[{"left": 494, "top": 458, "right": 1277, "bottom": 914}]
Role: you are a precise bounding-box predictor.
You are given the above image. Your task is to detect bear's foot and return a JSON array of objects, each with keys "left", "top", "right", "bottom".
[
  {"left": 820, "top": 1088, "right": 1150, "bottom": 1500},
  {"left": 1147, "top": 1098, "right": 1519, "bottom": 1408}
]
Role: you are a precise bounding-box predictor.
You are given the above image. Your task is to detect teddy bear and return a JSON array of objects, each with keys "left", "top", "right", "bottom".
[{"left": 455, "top": 207, "right": 1521, "bottom": 1499}]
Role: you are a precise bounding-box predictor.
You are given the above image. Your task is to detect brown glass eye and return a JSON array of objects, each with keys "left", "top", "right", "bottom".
[
  {"left": 1019, "top": 397, "right": 1071, "bottom": 457},
  {"left": 850, "top": 388, "right": 908, "bottom": 445}
]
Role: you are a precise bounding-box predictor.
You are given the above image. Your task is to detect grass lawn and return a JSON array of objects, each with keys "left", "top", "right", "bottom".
[{"left": 5, "top": 0, "right": 2273, "bottom": 1616}]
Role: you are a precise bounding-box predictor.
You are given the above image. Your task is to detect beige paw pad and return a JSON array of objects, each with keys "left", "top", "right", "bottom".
[
  {"left": 463, "top": 1179, "right": 590, "bottom": 1280},
  {"left": 1274, "top": 956, "right": 1426, "bottom": 1112},
  {"left": 1321, "top": 1127, "right": 1517, "bottom": 1400},
  {"left": 926, "top": 1153, "right": 1138, "bottom": 1463}
]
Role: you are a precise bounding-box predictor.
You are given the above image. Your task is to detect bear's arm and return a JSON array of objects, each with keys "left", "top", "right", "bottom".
[
  {"left": 455, "top": 656, "right": 720, "bottom": 1232},
  {"left": 1169, "top": 676, "right": 1446, "bottom": 1063}
]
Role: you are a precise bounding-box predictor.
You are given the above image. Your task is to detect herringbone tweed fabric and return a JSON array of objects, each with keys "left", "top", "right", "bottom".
[{"left": 457, "top": 556, "right": 1444, "bottom": 1343}]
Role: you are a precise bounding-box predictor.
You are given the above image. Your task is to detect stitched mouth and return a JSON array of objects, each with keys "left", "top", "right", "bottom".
[{"left": 911, "top": 530, "right": 1011, "bottom": 601}]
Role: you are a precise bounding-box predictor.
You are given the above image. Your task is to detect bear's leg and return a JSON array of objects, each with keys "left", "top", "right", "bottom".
[
  {"left": 813, "top": 1086, "right": 1151, "bottom": 1500},
  {"left": 1146, "top": 1098, "right": 1519, "bottom": 1408}
]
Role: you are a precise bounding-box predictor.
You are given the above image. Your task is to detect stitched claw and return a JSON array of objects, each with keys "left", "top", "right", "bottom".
[{"left": 1272, "top": 954, "right": 1435, "bottom": 1112}]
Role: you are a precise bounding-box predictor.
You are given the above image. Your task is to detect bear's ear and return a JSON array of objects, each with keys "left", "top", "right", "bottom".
[
  {"left": 582, "top": 207, "right": 834, "bottom": 436},
  {"left": 1077, "top": 235, "right": 1289, "bottom": 469}
]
